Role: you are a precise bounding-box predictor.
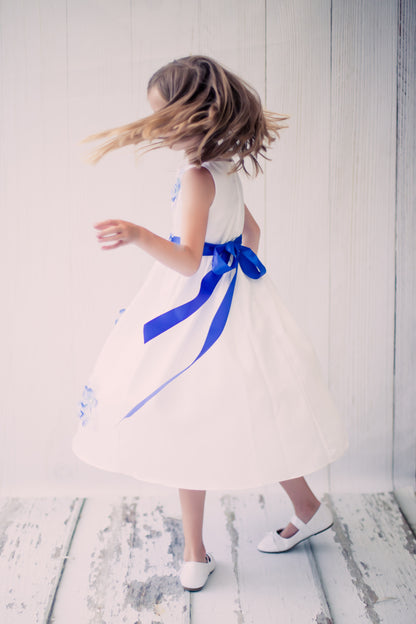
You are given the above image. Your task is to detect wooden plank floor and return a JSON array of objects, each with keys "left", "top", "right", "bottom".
[{"left": 0, "top": 489, "right": 415, "bottom": 624}]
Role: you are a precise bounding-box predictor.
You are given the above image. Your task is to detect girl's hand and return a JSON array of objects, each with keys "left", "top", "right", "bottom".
[{"left": 94, "top": 219, "right": 140, "bottom": 250}]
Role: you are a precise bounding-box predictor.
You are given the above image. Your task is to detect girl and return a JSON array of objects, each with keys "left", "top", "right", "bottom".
[{"left": 72, "top": 55, "right": 349, "bottom": 592}]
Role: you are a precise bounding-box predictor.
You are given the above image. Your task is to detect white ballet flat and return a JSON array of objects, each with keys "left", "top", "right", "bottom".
[
  {"left": 257, "top": 503, "right": 333, "bottom": 553},
  {"left": 179, "top": 553, "right": 216, "bottom": 591}
]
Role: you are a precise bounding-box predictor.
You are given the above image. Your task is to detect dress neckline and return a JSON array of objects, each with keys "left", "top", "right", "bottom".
[{"left": 182, "top": 157, "right": 233, "bottom": 169}]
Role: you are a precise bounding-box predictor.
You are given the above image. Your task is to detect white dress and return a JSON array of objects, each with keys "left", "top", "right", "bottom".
[{"left": 72, "top": 159, "right": 349, "bottom": 490}]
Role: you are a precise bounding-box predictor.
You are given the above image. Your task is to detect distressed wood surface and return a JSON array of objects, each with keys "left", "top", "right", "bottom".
[
  {"left": 0, "top": 498, "right": 84, "bottom": 624},
  {"left": 50, "top": 496, "right": 189, "bottom": 624},
  {"left": 202, "top": 492, "right": 330, "bottom": 624},
  {"left": 1, "top": 492, "right": 414, "bottom": 623},
  {"left": 312, "top": 492, "right": 416, "bottom": 623},
  {"left": 191, "top": 490, "right": 332, "bottom": 623}
]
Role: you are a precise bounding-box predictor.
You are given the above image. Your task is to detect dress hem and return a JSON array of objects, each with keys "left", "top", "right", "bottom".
[{"left": 72, "top": 439, "right": 349, "bottom": 492}]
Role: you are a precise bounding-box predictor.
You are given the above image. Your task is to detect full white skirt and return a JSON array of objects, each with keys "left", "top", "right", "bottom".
[{"left": 72, "top": 255, "right": 349, "bottom": 490}]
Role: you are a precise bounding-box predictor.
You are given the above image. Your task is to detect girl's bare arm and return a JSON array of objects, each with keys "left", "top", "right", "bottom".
[
  {"left": 242, "top": 204, "right": 260, "bottom": 253},
  {"left": 94, "top": 167, "right": 215, "bottom": 276}
]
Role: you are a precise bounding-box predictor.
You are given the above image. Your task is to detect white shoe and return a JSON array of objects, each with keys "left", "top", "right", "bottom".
[
  {"left": 257, "top": 503, "right": 333, "bottom": 553},
  {"left": 179, "top": 553, "right": 216, "bottom": 591}
]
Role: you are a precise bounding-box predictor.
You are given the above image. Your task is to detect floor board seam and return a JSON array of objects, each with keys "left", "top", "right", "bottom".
[
  {"left": 308, "top": 539, "right": 335, "bottom": 623},
  {"left": 45, "top": 498, "right": 86, "bottom": 624},
  {"left": 322, "top": 494, "right": 383, "bottom": 624}
]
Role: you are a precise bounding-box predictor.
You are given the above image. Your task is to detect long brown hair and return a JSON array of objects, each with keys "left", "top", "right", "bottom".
[{"left": 81, "top": 55, "right": 289, "bottom": 176}]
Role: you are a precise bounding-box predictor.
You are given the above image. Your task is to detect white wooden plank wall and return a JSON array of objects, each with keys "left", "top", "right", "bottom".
[
  {"left": 265, "top": 0, "right": 332, "bottom": 496},
  {"left": 0, "top": 0, "right": 415, "bottom": 496},
  {"left": 328, "top": 0, "right": 398, "bottom": 491},
  {"left": 393, "top": 0, "right": 416, "bottom": 494}
]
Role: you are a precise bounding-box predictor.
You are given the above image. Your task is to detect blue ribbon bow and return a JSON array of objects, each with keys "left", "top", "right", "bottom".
[{"left": 119, "top": 234, "right": 266, "bottom": 422}]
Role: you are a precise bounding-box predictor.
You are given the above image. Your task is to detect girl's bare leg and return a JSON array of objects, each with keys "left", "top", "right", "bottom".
[
  {"left": 178, "top": 488, "right": 207, "bottom": 562},
  {"left": 278, "top": 476, "right": 321, "bottom": 538}
]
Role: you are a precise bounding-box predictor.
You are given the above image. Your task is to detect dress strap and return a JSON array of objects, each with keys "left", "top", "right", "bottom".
[
  {"left": 183, "top": 163, "right": 200, "bottom": 170},
  {"left": 118, "top": 236, "right": 266, "bottom": 423},
  {"left": 182, "top": 163, "right": 211, "bottom": 173}
]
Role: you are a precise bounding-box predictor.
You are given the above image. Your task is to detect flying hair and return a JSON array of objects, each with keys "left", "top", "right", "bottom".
[{"left": 80, "top": 55, "right": 289, "bottom": 176}]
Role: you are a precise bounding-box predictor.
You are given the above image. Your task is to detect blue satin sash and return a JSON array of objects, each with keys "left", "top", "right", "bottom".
[{"left": 119, "top": 234, "right": 266, "bottom": 422}]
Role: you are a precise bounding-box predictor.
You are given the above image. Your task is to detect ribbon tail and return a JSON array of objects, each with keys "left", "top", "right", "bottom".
[
  {"left": 143, "top": 270, "right": 222, "bottom": 342},
  {"left": 197, "top": 267, "right": 237, "bottom": 357},
  {"left": 239, "top": 246, "right": 267, "bottom": 279},
  {"left": 119, "top": 364, "right": 193, "bottom": 421},
  {"left": 119, "top": 270, "right": 238, "bottom": 424}
]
